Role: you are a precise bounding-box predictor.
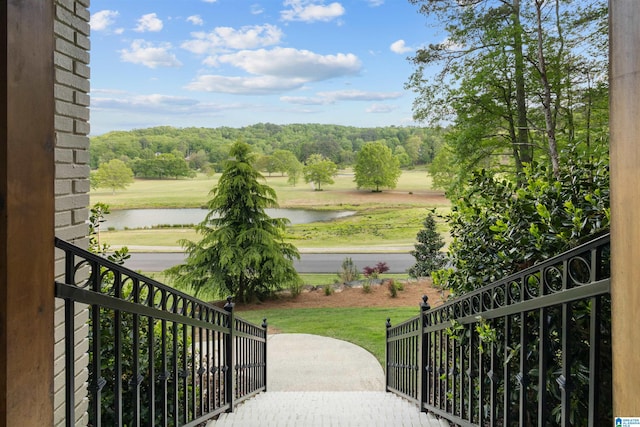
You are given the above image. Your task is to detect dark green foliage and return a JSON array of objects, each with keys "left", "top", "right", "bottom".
[
  {"left": 354, "top": 141, "right": 401, "bottom": 192},
  {"left": 132, "top": 153, "right": 196, "bottom": 179},
  {"left": 435, "top": 146, "right": 609, "bottom": 296},
  {"left": 167, "top": 141, "right": 300, "bottom": 303},
  {"left": 408, "top": 212, "right": 445, "bottom": 278},
  {"left": 88, "top": 204, "right": 190, "bottom": 426},
  {"left": 303, "top": 154, "right": 337, "bottom": 191},
  {"left": 90, "top": 124, "right": 443, "bottom": 171},
  {"left": 92, "top": 159, "right": 134, "bottom": 193}
]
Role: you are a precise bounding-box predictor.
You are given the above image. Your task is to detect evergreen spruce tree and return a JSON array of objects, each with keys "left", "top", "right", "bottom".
[
  {"left": 167, "top": 141, "right": 300, "bottom": 303},
  {"left": 408, "top": 212, "right": 445, "bottom": 278}
]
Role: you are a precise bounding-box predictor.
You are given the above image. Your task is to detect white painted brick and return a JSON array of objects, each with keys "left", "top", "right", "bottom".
[
  {"left": 53, "top": 20, "right": 74, "bottom": 42},
  {"left": 72, "top": 208, "right": 89, "bottom": 225},
  {"left": 74, "top": 90, "right": 89, "bottom": 106},
  {"left": 75, "top": 3, "right": 90, "bottom": 20},
  {"left": 74, "top": 149, "right": 90, "bottom": 164},
  {"left": 55, "top": 37, "right": 89, "bottom": 63},
  {"left": 56, "top": 68, "right": 90, "bottom": 92},
  {"left": 73, "top": 179, "right": 90, "bottom": 194},
  {"left": 74, "top": 119, "right": 90, "bottom": 135},
  {"left": 56, "top": 5, "right": 90, "bottom": 36},
  {"left": 55, "top": 179, "right": 72, "bottom": 195},
  {"left": 54, "top": 52, "right": 73, "bottom": 71},
  {"left": 56, "top": 133, "right": 89, "bottom": 149},
  {"left": 54, "top": 83, "right": 74, "bottom": 102},
  {"left": 56, "top": 99, "right": 90, "bottom": 120},
  {"left": 55, "top": 225, "right": 90, "bottom": 241},
  {"left": 55, "top": 193, "right": 91, "bottom": 212},
  {"left": 56, "top": 0, "right": 74, "bottom": 12},
  {"left": 75, "top": 33, "right": 90, "bottom": 51},
  {"left": 55, "top": 148, "right": 74, "bottom": 163},
  {"left": 56, "top": 211, "right": 72, "bottom": 228},
  {"left": 56, "top": 163, "right": 90, "bottom": 179},
  {"left": 55, "top": 115, "right": 74, "bottom": 132}
]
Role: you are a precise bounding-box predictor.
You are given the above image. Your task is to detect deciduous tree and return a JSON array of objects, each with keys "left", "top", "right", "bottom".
[
  {"left": 303, "top": 154, "right": 337, "bottom": 191},
  {"left": 354, "top": 141, "right": 401, "bottom": 192},
  {"left": 93, "top": 158, "right": 134, "bottom": 193}
]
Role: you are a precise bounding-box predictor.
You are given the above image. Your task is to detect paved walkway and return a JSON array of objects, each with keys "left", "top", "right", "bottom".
[{"left": 207, "top": 334, "right": 449, "bottom": 427}]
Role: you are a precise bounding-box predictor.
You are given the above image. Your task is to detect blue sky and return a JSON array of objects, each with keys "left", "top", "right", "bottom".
[{"left": 89, "top": 0, "right": 441, "bottom": 135}]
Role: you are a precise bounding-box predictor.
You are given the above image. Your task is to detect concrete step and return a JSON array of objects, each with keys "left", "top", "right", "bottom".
[{"left": 208, "top": 391, "right": 450, "bottom": 427}]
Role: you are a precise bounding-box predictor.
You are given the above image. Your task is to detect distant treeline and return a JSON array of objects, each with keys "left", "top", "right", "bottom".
[{"left": 90, "top": 123, "right": 444, "bottom": 174}]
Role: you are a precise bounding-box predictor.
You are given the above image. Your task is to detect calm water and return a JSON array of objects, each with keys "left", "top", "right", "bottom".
[{"left": 103, "top": 208, "right": 355, "bottom": 230}]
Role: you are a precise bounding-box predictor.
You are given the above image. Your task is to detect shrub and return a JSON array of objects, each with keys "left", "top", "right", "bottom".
[
  {"left": 362, "top": 262, "right": 389, "bottom": 279},
  {"left": 362, "top": 282, "right": 372, "bottom": 293},
  {"left": 338, "top": 257, "right": 360, "bottom": 283},
  {"left": 290, "top": 279, "right": 303, "bottom": 297},
  {"left": 324, "top": 284, "right": 334, "bottom": 296},
  {"left": 408, "top": 212, "right": 446, "bottom": 278},
  {"left": 388, "top": 280, "right": 398, "bottom": 298},
  {"left": 436, "top": 148, "right": 609, "bottom": 296}
]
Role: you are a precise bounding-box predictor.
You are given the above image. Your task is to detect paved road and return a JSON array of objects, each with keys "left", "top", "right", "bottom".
[{"left": 124, "top": 252, "right": 414, "bottom": 273}]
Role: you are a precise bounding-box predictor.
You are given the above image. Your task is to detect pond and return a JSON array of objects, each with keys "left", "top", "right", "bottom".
[{"left": 102, "top": 208, "right": 355, "bottom": 230}]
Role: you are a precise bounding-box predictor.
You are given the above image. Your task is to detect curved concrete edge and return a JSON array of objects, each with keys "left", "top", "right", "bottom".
[{"left": 267, "top": 333, "right": 385, "bottom": 392}]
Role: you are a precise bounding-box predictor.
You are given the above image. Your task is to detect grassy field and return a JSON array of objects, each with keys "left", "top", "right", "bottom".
[
  {"left": 93, "top": 168, "right": 450, "bottom": 250},
  {"left": 91, "top": 169, "right": 442, "bottom": 209},
  {"left": 235, "top": 306, "right": 419, "bottom": 364}
]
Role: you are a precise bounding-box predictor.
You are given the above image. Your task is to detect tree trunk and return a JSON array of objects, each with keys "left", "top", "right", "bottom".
[
  {"left": 535, "top": 0, "right": 560, "bottom": 178},
  {"left": 512, "top": 0, "right": 532, "bottom": 172}
]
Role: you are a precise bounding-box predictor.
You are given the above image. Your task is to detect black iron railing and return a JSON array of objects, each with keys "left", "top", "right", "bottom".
[
  {"left": 386, "top": 232, "right": 611, "bottom": 426},
  {"left": 55, "top": 238, "right": 267, "bottom": 427}
]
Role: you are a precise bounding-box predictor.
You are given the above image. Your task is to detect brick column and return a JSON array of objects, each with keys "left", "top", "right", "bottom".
[{"left": 52, "top": 0, "right": 92, "bottom": 425}]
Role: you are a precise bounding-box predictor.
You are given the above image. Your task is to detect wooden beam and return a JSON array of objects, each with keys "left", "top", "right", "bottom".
[
  {"left": 610, "top": 0, "right": 640, "bottom": 417},
  {"left": 0, "top": 1, "right": 55, "bottom": 426}
]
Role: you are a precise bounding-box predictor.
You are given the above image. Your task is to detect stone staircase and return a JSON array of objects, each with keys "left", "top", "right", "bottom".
[{"left": 208, "top": 391, "right": 449, "bottom": 427}]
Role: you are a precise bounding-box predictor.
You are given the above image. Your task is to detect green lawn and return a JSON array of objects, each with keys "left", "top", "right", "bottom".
[
  {"left": 235, "top": 306, "right": 420, "bottom": 365},
  {"left": 142, "top": 272, "right": 421, "bottom": 365},
  {"left": 91, "top": 169, "right": 442, "bottom": 210}
]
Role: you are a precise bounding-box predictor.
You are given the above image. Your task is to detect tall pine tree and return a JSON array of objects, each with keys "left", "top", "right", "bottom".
[
  {"left": 408, "top": 212, "right": 445, "bottom": 278},
  {"left": 168, "top": 141, "right": 300, "bottom": 303}
]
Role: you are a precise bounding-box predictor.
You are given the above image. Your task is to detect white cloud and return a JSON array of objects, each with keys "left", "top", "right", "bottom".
[
  {"left": 135, "top": 13, "right": 163, "bottom": 33},
  {"left": 366, "top": 103, "right": 397, "bottom": 113},
  {"left": 390, "top": 39, "right": 413, "bottom": 54},
  {"left": 181, "top": 24, "right": 283, "bottom": 54},
  {"left": 217, "top": 47, "right": 361, "bottom": 81},
  {"left": 120, "top": 40, "right": 182, "bottom": 68},
  {"left": 185, "top": 75, "right": 307, "bottom": 94},
  {"left": 281, "top": 90, "right": 401, "bottom": 105},
  {"left": 281, "top": 1, "right": 345, "bottom": 23},
  {"left": 202, "top": 0, "right": 218, "bottom": 3},
  {"left": 280, "top": 96, "right": 328, "bottom": 105},
  {"left": 187, "top": 15, "right": 204, "bottom": 26},
  {"left": 318, "top": 90, "right": 402, "bottom": 101},
  {"left": 90, "top": 10, "right": 119, "bottom": 31},
  {"left": 91, "top": 92, "right": 243, "bottom": 115},
  {"left": 367, "top": 0, "right": 384, "bottom": 6},
  {"left": 251, "top": 4, "right": 265, "bottom": 15}
]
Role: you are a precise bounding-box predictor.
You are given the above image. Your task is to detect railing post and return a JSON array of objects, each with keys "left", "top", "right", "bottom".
[
  {"left": 419, "top": 296, "right": 431, "bottom": 412},
  {"left": 224, "top": 297, "right": 235, "bottom": 413},
  {"left": 262, "top": 318, "right": 268, "bottom": 392},
  {"left": 385, "top": 318, "right": 392, "bottom": 392}
]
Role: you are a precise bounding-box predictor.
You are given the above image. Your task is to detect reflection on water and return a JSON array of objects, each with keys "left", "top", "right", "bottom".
[{"left": 103, "top": 208, "right": 355, "bottom": 230}]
